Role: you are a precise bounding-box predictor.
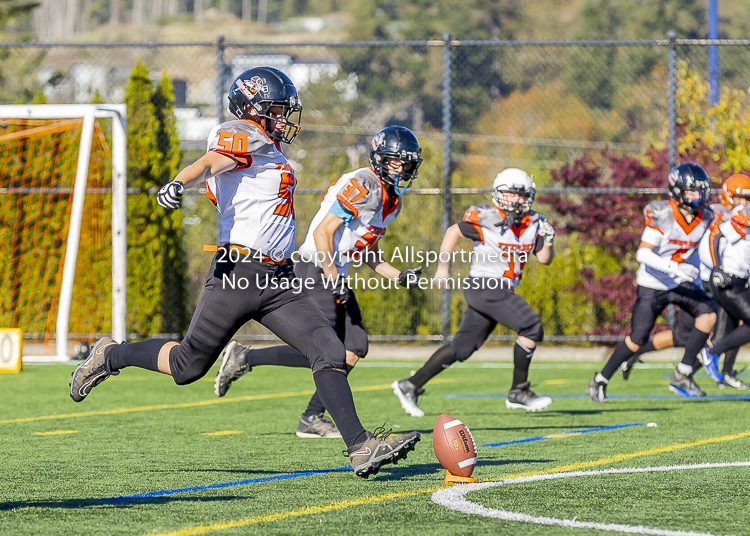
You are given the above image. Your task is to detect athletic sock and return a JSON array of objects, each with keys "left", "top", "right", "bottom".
[
  {"left": 677, "top": 362, "right": 693, "bottom": 375},
  {"left": 313, "top": 369, "right": 368, "bottom": 448},
  {"left": 302, "top": 364, "right": 354, "bottom": 418},
  {"left": 511, "top": 340, "right": 534, "bottom": 389},
  {"left": 246, "top": 345, "right": 310, "bottom": 368},
  {"left": 409, "top": 345, "right": 457, "bottom": 389},
  {"left": 681, "top": 328, "right": 710, "bottom": 368},
  {"left": 723, "top": 348, "right": 740, "bottom": 375},
  {"left": 600, "top": 341, "right": 636, "bottom": 380},
  {"left": 710, "top": 324, "right": 750, "bottom": 357},
  {"left": 106, "top": 339, "right": 164, "bottom": 373},
  {"left": 633, "top": 339, "right": 656, "bottom": 357},
  {"left": 595, "top": 372, "right": 609, "bottom": 384}
]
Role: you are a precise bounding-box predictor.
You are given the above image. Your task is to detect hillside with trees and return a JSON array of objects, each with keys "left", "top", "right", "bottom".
[{"left": 3, "top": 0, "right": 750, "bottom": 43}]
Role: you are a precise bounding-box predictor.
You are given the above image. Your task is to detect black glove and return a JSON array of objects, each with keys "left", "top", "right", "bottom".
[
  {"left": 157, "top": 180, "right": 184, "bottom": 210},
  {"left": 398, "top": 266, "right": 422, "bottom": 288},
  {"left": 711, "top": 267, "right": 731, "bottom": 289},
  {"left": 331, "top": 277, "right": 349, "bottom": 305}
]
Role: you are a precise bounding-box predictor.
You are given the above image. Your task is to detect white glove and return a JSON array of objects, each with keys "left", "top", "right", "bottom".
[
  {"left": 668, "top": 262, "right": 699, "bottom": 284},
  {"left": 538, "top": 220, "right": 555, "bottom": 244},
  {"left": 157, "top": 180, "right": 185, "bottom": 210}
]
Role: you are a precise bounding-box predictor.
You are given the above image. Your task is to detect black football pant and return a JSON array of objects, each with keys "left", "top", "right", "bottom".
[
  {"left": 243, "top": 261, "right": 369, "bottom": 419},
  {"left": 708, "top": 274, "right": 750, "bottom": 364},
  {"left": 107, "top": 250, "right": 368, "bottom": 448}
]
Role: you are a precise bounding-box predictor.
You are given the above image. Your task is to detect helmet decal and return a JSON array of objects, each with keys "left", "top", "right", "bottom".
[
  {"left": 371, "top": 131, "right": 386, "bottom": 151},
  {"left": 249, "top": 76, "right": 269, "bottom": 96}
]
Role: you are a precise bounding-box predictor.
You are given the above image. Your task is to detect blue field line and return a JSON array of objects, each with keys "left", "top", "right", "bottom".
[
  {"left": 444, "top": 393, "right": 750, "bottom": 400},
  {"left": 662, "top": 372, "right": 749, "bottom": 377},
  {"left": 479, "top": 422, "right": 645, "bottom": 448},
  {"left": 105, "top": 467, "right": 350, "bottom": 503}
]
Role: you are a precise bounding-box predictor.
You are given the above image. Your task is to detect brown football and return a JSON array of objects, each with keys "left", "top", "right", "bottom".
[{"left": 432, "top": 413, "right": 477, "bottom": 477}]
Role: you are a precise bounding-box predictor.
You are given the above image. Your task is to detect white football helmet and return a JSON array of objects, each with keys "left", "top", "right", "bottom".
[{"left": 492, "top": 168, "right": 536, "bottom": 215}]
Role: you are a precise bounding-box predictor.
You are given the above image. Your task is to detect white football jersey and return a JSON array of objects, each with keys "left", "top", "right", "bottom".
[
  {"left": 298, "top": 167, "right": 402, "bottom": 274},
  {"left": 698, "top": 203, "right": 728, "bottom": 282},
  {"left": 637, "top": 200, "right": 713, "bottom": 290},
  {"left": 205, "top": 119, "right": 297, "bottom": 260},
  {"left": 457, "top": 204, "right": 546, "bottom": 289},
  {"left": 717, "top": 205, "right": 750, "bottom": 278}
]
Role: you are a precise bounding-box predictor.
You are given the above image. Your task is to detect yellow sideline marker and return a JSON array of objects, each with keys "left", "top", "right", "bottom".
[
  {"left": 144, "top": 429, "right": 750, "bottom": 536},
  {"left": 33, "top": 430, "right": 78, "bottom": 436},
  {"left": 0, "top": 328, "right": 22, "bottom": 373},
  {"left": 201, "top": 431, "right": 243, "bottom": 436}
]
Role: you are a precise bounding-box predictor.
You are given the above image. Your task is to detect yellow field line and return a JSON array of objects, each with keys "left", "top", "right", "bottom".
[
  {"left": 144, "top": 429, "right": 750, "bottom": 536},
  {"left": 149, "top": 489, "right": 436, "bottom": 536},
  {"left": 0, "top": 379, "right": 457, "bottom": 425}
]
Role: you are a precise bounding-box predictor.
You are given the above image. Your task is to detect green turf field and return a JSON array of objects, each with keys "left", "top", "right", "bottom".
[{"left": 1, "top": 360, "right": 749, "bottom": 535}]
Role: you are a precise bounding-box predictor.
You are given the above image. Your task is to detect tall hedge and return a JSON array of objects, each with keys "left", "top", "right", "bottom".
[{"left": 125, "top": 60, "right": 186, "bottom": 335}]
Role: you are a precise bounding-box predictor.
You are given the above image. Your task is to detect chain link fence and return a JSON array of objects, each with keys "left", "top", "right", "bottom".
[{"left": 2, "top": 36, "right": 750, "bottom": 344}]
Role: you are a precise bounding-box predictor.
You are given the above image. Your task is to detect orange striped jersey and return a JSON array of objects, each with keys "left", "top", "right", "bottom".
[
  {"left": 637, "top": 200, "right": 714, "bottom": 290},
  {"left": 698, "top": 203, "right": 729, "bottom": 281},
  {"left": 716, "top": 204, "right": 750, "bottom": 278},
  {"left": 298, "top": 167, "right": 401, "bottom": 274},
  {"left": 205, "top": 119, "right": 296, "bottom": 261},
  {"left": 457, "top": 203, "right": 547, "bottom": 289}
]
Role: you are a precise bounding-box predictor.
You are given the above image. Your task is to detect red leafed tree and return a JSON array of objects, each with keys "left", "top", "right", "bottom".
[{"left": 546, "top": 147, "right": 723, "bottom": 337}]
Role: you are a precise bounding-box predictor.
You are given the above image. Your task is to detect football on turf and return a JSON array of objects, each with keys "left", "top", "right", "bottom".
[{"left": 432, "top": 414, "right": 477, "bottom": 477}]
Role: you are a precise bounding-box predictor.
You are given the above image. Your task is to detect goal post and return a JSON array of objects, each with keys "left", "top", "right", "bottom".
[{"left": 0, "top": 104, "right": 127, "bottom": 358}]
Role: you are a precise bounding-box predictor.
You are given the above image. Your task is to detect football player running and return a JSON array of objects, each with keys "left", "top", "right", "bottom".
[
  {"left": 619, "top": 174, "right": 750, "bottom": 389},
  {"left": 587, "top": 163, "right": 717, "bottom": 402},
  {"left": 212, "top": 126, "right": 424, "bottom": 439},
  {"left": 392, "top": 168, "right": 556, "bottom": 416},
  {"left": 70, "top": 67, "right": 420, "bottom": 478},
  {"left": 698, "top": 182, "right": 750, "bottom": 390}
]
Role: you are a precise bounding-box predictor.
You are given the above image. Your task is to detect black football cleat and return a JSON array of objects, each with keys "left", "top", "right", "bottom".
[
  {"left": 69, "top": 337, "right": 119, "bottom": 402},
  {"left": 586, "top": 376, "right": 608, "bottom": 404},
  {"left": 214, "top": 341, "right": 252, "bottom": 397},
  {"left": 345, "top": 423, "right": 420, "bottom": 478}
]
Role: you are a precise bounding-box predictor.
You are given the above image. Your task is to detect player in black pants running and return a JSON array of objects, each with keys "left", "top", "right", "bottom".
[
  {"left": 392, "top": 168, "right": 556, "bottom": 416},
  {"left": 69, "top": 67, "right": 419, "bottom": 478}
]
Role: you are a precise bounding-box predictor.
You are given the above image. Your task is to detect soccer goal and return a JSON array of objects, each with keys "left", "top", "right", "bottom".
[{"left": 0, "top": 104, "right": 126, "bottom": 359}]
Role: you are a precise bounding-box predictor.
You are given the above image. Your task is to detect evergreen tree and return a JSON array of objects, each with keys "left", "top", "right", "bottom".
[{"left": 125, "top": 60, "right": 186, "bottom": 335}]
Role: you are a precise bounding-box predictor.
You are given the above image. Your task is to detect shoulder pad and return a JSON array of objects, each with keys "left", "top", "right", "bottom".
[
  {"left": 207, "top": 120, "right": 272, "bottom": 156},
  {"left": 528, "top": 211, "right": 546, "bottom": 224},
  {"left": 643, "top": 200, "right": 672, "bottom": 232},
  {"left": 462, "top": 204, "right": 503, "bottom": 228},
  {"left": 336, "top": 168, "right": 381, "bottom": 217},
  {"left": 710, "top": 203, "right": 729, "bottom": 217}
]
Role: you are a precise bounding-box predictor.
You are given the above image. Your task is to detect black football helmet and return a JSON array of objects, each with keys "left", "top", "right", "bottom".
[
  {"left": 369, "top": 126, "right": 423, "bottom": 195},
  {"left": 227, "top": 67, "right": 302, "bottom": 144},
  {"left": 667, "top": 162, "right": 711, "bottom": 213}
]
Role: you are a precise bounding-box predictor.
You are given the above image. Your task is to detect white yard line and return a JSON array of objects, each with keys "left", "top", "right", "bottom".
[{"left": 432, "top": 461, "right": 750, "bottom": 536}]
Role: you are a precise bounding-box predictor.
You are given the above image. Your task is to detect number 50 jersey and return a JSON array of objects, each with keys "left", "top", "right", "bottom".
[{"left": 205, "top": 119, "right": 297, "bottom": 260}]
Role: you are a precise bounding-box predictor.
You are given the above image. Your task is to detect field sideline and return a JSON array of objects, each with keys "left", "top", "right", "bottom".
[{"left": 1, "top": 361, "right": 749, "bottom": 535}]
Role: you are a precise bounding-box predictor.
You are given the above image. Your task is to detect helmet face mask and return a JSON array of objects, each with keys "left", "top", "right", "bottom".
[
  {"left": 228, "top": 67, "right": 303, "bottom": 144},
  {"left": 667, "top": 163, "right": 711, "bottom": 214},
  {"left": 369, "top": 126, "right": 423, "bottom": 195},
  {"left": 492, "top": 168, "right": 535, "bottom": 222}
]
